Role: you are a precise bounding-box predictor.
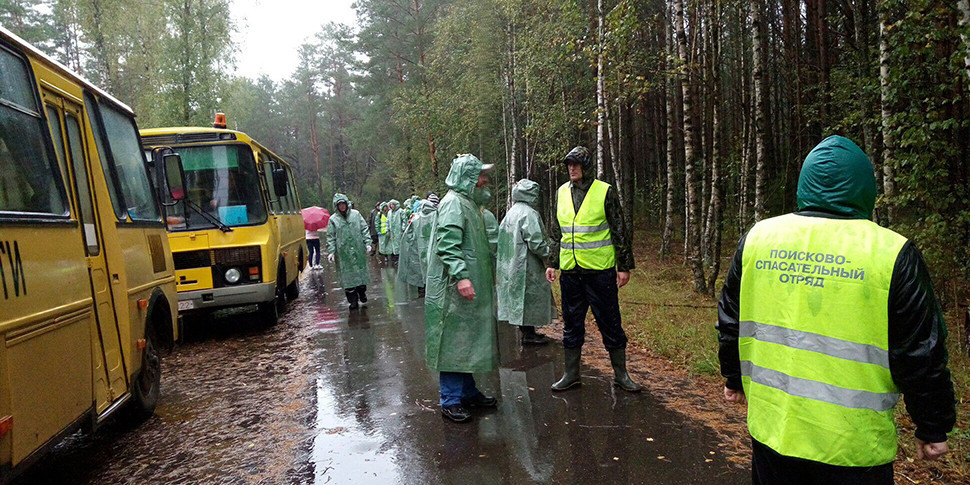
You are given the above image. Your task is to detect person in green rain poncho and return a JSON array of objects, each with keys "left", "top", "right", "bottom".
[
  {"left": 497, "top": 179, "right": 554, "bottom": 345},
  {"left": 403, "top": 195, "right": 419, "bottom": 222},
  {"left": 387, "top": 199, "right": 404, "bottom": 265},
  {"left": 425, "top": 154, "right": 499, "bottom": 424},
  {"left": 378, "top": 202, "right": 391, "bottom": 262},
  {"left": 396, "top": 199, "right": 437, "bottom": 297},
  {"left": 326, "top": 193, "right": 372, "bottom": 310}
]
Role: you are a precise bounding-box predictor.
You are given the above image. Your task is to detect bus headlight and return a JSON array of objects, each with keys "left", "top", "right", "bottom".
[{"left": 225, "top": 268, "right": 241, "bottom": 284}]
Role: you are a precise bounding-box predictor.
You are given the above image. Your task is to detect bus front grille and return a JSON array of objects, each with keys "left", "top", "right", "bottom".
[
  {"left": 173, "top": 250, "right": 212, "bottom": 270},
  {"left": 213, "top": 246, "right": 261, "bottom": 267}
]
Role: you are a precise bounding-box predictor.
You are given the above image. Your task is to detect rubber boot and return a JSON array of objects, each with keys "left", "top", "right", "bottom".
[
  {"left": 520, "top": 326, "right": 550, "bottom": 345},
  {"left": 346, "top": 289, "right": 360, "bottom": 310},
  {"left": 551, "top": 347, "right": 582, "bottom": 391},
  {"left": 608, "top": 348, "right": 642, "bottom": 392}
]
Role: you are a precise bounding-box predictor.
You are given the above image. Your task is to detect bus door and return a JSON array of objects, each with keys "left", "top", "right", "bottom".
[{"left": 46, "top": 92, "right": 128, "bottom": 410}]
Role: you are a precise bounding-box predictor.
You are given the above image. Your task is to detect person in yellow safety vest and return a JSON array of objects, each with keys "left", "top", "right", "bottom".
[
  {"left": 378, "top": 202, "right": 391, "bottom": 264},
  {"left": 717, "top": 136, "right": 955, "bottom": 484},
  {"left": 546, "top": 146, "right": 640, "bottom": 393}
]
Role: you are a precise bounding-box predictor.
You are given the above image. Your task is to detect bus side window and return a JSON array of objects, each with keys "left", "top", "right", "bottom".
[
  {"left": 45, "top": 106, "right": 69, "bottom": 184},
  {"left": 262, "top": 153, "right": 280, "bottom": 215},
  {"left": 99, "top": 103, "right": 160, "bottom": 222},
  {"left": 84, "top": 92, "right": 127, "bottom": 221},
  {"left": 286, "top": 168, "right": 299, "bottom": 213},
  {"left": 276, "top": 162, "right": 293, "bottom": 213},
  {"left": 0, "top": 46, "right": 68, "bottom": 216},
  {"left": 65, "top": 114, "right": 100, "bottom": 256}
]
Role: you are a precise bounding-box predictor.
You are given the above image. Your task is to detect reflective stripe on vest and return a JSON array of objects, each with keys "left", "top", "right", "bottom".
[
  {"left": 556, "top": 179, "right": 615, "bottom": 270},
  {"left": 738, "top": 213, "right": 907, "bottom": 467}
]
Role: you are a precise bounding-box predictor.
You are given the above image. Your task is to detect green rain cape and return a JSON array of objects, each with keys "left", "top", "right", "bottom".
[
  {"left": 397, "top": 199, "right": 437, "bottom": 294},
  {"left": 387, "top": 199, "right": 404, "bottom": 255},
  {"left": 425, "top": 154, "right": 498, "bottom": 372},
  {"left": 327, "top": 193, "right": 371, "bottom": 289},
  {"left": 496, "top": 179, "right": 553, "bottom": 327}
]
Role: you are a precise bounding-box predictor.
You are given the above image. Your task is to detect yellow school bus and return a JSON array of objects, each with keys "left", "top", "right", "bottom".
[
  {"left": 140, "top": 122, "right": 305, "bottom": 325},
  {"left": 0, "top": 27, "right": 182, "bottom": 480}
]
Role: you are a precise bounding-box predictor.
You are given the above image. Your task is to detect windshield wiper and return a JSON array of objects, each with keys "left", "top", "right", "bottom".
[{"left": 183, "top": 199, "right": 234, "bottom": 233}]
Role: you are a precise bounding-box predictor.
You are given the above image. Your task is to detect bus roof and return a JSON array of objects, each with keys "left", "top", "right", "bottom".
[
  {"left": 140, "top": 127, "right": 247, "bottom": 137},
  {"left": 0, "top": 25, "right": 134, "bottom": 115},
  {"left": 140, "top": 127, "right": 292, "bottom": 168}
]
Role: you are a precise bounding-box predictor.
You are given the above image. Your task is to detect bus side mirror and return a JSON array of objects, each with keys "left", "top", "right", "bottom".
[
  {"left": 272, "top": 167, "right": 288, "bottom": 198},
  {"left": 153, "top": 147, "right": 186, "bottom": 204},
  {"left": 165, "top": 154, "right": 186, "bottom": 201}
]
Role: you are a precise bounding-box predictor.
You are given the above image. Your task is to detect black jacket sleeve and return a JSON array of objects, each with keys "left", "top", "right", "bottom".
[
  {"left": 888, "top": 241, "right": 955, "bottom": 443},
  {"left": 605, "top": 187, "right": 635, "bottom": 272},
  {"left": 548, "top": 206, "right": 562, "bottom": 269},
  {"left": 717, "top": 233, "right": 747, "bottom": 391}
]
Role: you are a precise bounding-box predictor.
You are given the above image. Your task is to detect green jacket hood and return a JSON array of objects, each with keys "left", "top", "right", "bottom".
[
  {"left": 797, "top": 135, "right": 876, "bottom": 219},
  {"left": 333, "top": 193, "right": 350, "bottom": 209},
  {"left": 511, "top": 179, "right": 540, "bottom": 207},
  {"left": 445, "top": 154, "right": 483, "bottom": 196},
  {"left": 380, "top": 202, "right": 389, "bottom": 212},
  {"left": 389, "top": 199, "right": 400, "bottom": 210}
]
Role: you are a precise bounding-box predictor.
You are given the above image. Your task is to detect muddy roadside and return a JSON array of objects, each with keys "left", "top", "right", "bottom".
[{"left": 16, "top": 291, "right": 322, "bottom": 484}]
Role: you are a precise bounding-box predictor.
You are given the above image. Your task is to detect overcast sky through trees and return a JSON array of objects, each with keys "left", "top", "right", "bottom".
[{"left": 232, "top": 0, "right": 357, "bottom": 80}]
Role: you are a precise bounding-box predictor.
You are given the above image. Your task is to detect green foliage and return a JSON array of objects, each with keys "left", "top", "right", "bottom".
[{"left": 882, "top": 0, "right": 970, "bottom": 292}]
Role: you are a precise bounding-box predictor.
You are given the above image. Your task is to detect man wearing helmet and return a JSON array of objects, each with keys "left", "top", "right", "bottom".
[{"left": 546, "top": 146, "right": 640, "bottom": 393}]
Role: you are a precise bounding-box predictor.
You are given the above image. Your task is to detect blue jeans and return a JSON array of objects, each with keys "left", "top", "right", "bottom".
[{"left": 439, "top": 372, "right": 480, "bottom": 407}]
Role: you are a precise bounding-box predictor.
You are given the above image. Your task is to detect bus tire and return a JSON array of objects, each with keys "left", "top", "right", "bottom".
[
  {"left": 258, "top": 300, "right": 279, "bottom": 326},
  {"left": 275, "top": 262, "right": 287, "bottom": 312},
  {"left": 285, "top": 278, "right": 300, "bottom": 301},
  {"left": 125, "top": 323, "right": 161, "bottom": 424}
]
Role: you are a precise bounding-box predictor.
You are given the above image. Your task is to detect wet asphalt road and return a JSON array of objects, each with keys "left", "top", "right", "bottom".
[{"left": 17, "top": 262, "right": 746, "bottom": 484}]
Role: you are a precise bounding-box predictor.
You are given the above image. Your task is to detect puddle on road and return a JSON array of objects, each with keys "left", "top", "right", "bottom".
[
  {"left": 312, "top": 377, "right": 401, "bottom": 484},
  {"left": 308, "top": 262, "right": 747, "bottom": 484}
]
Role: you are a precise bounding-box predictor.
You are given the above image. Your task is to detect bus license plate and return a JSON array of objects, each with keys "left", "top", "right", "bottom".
[{"left": 178, "top": 301, "right": 195, "bottom": 311}]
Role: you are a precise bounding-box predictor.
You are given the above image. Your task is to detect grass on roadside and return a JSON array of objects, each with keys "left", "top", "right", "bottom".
[{"left": 622, "top": 229, "right": 969, "bottom": 483}]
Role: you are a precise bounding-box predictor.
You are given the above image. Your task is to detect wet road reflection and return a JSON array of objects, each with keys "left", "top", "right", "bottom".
[{"left": 306, "top": 263, "right": 746, "bottom": 484}]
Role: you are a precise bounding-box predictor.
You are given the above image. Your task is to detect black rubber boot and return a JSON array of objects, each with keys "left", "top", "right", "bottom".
[
  {"left": 608, "top": 348, "right": 642, "bottom": 392},
  {"left": 346, "top": 289, "right": 359, "bottom": 310},
  {"left": 551, "top": 347, "right": 582, "bottom": 391},
  {"left": 357, "top": 286, "right": 368, "bottom": 303},
  {"left": 520, "top": 326, "right": 550, "bottom": 345}
]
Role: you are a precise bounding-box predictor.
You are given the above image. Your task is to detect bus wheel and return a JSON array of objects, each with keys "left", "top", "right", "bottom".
[
  {"left": 275, "top": 263, "right": 287, "bottom": 312},
  {"left": 285, "top": 278, "right": 300, "bottom": 301},
  {"left": 258, "top": 300, "right": 279, "bottom": 326},
  {"left": 126, "top": 325, "right": 161, "bottom": 423}
]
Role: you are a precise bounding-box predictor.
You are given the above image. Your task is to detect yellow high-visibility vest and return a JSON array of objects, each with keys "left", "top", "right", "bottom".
[
  {"left": 739, "top": 213, "right": 907, "bottom": 466},
  {"left": 557, "top": 180, "right": 615, "bottom": 270}
]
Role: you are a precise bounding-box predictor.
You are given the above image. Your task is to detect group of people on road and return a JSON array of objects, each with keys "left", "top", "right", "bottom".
[
  {"left": 424, "top": 149, "right": 641, "bottom": 423},
  {"left": 312, "top": 136, "right": 956, "bottom": 484}
]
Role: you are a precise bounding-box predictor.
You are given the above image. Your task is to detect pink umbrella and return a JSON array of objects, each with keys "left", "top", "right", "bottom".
[{"left": 302, "top": 206, "right": 330, "bottom": 231}]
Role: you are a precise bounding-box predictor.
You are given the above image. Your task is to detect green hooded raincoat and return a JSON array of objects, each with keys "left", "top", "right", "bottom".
[
  {"left": 327, "top": 193, "right": 371, "bottom": 289},
  {"left": 496, "top": 179, "right": 553, "bottom": 327},
  {"left": 425, "top": 155, "right": 498, "bottom": 372},
  {"left": 397, "top": 199, "right": 437, "bottom": 289},
  {"left": 387, "top": 199, "right": 404, "bottom": 255}
]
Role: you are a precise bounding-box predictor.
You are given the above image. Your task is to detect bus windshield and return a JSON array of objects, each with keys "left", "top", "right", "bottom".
[{"left": 166, "top": 143, "right": 267, "bottom": 230}]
